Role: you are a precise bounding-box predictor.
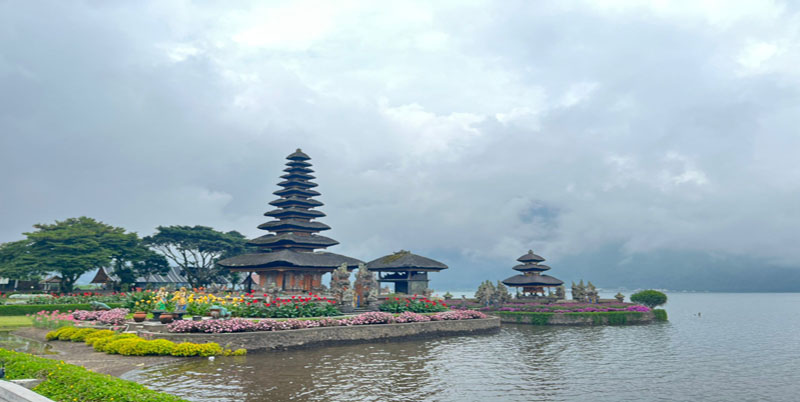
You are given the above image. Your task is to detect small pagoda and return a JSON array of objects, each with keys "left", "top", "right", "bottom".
[
  {"left": 366, "top": 250, "right": 448, "bottom": 295},
  {"left": 218, "top": 149, "right": 362, "bottom": 292},
  {"left": 501, "top": 250, "right": 564, "bottom": 299}
]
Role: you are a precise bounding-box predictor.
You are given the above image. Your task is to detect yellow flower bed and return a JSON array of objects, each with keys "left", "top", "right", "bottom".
[{"left": 44, "top": 327, "right": 246, "bottom": 357}]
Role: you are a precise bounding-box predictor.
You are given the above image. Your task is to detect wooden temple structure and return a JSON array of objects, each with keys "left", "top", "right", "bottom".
[
  {"left": 501, "top": 250, "right": 565, "bottom": 299},
  {"left": 218, "top": 149, "right": 362, "bottom": 292},
  {"left": 366, "top": 250, "right": 447, "bottom": 295}
]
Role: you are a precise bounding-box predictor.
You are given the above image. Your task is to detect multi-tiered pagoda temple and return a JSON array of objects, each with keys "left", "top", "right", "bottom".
[
  {"left": 218, "top": 149, "right": 362, "bottom": 292},
  {"left": 501, "top": 250, "right": 564, "bottom": 298}
]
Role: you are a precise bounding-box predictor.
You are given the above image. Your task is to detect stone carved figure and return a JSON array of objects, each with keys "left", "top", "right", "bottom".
[
  {"left": 353, "top": 263, "right": 379, "bottom": 308},
  {"left": 615, "top": 292, "right": 625, "bottom": 303},
  {"left": 586, "top": 281, "right": 598, "bottom": 304},
  {"left": 555, "top": 285, "right": 566, "bottom": 300},
  {"left": 329, "top": 263, "right": 351, "bottom": 306},
  {"left": 572, "top": 281, "right": 586, "bottom": 301}
]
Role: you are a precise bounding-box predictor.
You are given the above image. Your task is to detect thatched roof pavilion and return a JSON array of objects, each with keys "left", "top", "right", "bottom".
[
  {"left": 366, "top": 250, "right": 447, "bottom": 295},
  {"left": 502, "top": 250, "right": 564, "bottom": 297},
  {"left": 218, "top": 149, "right": 362, "bottom": 292}
]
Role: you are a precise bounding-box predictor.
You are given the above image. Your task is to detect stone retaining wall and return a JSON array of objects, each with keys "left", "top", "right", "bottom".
[
  {"left": 137, "top": 317, "right": 500, "bottom": 351},
  {"left": 0, "top": 381, "right": 53, "bottom": 402},
  {"left": 493, "top": 311, "right": 658, "bottom": 326}
]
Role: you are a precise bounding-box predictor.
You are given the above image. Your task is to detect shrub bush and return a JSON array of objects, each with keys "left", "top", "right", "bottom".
[
  {"left": 0, "top": 303, "right": 123, "bottom": 316},
  {"left": 0, "top": 348, "right": 186, "bottom": 402},
  {"left": 630, "top": 290, "right": 668, "bottom": 308},
  {"left": 56, "top": 327, "right": 79, "bottom": 341},
  {"left": 84, "top": 329, "right": 116, "bottom": 346},
  {"left": 653, "top": 309, "right": 668, "bottom": 321},
  {"left": 68, "top": 328, "right": 98, "bottom": 342}
]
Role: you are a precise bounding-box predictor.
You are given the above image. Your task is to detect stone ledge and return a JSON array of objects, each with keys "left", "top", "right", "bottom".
[
  {"left": 137, "top": 317, "right": 500, "bottom": 351},
  {"left": 0, "top": 380, "right": 54, "bottom": 402},
  {"left": 492, "top": 311, "right": 659, "bottom": 325}
]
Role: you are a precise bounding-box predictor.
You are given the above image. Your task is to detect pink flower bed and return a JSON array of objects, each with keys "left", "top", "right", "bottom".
[
  {"left": 71, "top": 308, "right": 129, "bottom": 325},
  {"left": 167, "top": 310, "right": 488, "bottom": 333}
]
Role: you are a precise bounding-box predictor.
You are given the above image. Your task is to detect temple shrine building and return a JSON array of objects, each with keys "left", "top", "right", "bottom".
[
  {"left": 501, "top": 250, "right": 564, "bottom": 298},
  {"left": 366, "top": 250, "right": 448, "bottom": 294},
  {"left": 218, "top": 149, "right": 362, "bottom": 292}
]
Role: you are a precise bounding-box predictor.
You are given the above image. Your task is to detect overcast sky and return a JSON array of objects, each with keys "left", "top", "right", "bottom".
[{"left": 3, "top": 1, "right": 800, "bottom": 291}]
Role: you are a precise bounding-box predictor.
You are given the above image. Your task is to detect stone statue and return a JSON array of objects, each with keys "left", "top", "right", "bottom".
[
  {"left": 586, "top": 281, "right": 598, "bottom": 304},
  {"left": 90, "top": 301, "right": 111, "bottom": 311},
  {"left": 615, "top": 292, "right": 625, "bottom": 303},
  {"left": 353, "top": 263, "right": 379, "bottom": 308},
  {"left": 572, "top": 281, "right": 585, "bottom": 301},
  {"left": 329, "top": 263, "right": 351, "bottom": 305},
  {"left": 555, "top": 286, "right": 566, "bottom": 300}
]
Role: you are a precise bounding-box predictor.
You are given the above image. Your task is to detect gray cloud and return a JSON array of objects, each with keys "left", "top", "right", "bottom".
[{"left": 3, "top": 1, "right": 800, "bottom": 291}]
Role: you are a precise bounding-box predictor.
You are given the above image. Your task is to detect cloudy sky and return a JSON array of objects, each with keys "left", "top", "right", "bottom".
[{"left": 3, "top": 1, "right": 800, "bottom": 291}]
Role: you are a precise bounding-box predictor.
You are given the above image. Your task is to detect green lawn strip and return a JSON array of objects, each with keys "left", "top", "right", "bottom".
[
  {"left": 0, "top": 315, "right": 33, "bottom": 328},
  {"left": 0, "top": 303, "right": 123, "bottom": 316},
  {"left": 491, "top": 310, "right": 650, "bottom": 325},
  {"left": 0, "top": 348, "right": 187, "bottom": 402}
]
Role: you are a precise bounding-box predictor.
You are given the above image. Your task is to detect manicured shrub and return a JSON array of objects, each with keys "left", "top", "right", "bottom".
[
  {"left": 653, "top": 309, "right": 668, "bottom": 321},
  {"left": 93, "top": 333, "right": 137, "bottom": 352},
  {"left": 56, "top": 327, "right": 79, "bottom": 341},
  {"left": 135, "top": 339, "right": 177, "bottom": 356},
  {"left": 170, "top": 342, "right": 223, "bottom": 357},
  {"left": 84, "top": 329, "right": 116, "bottom": 346},
  {"left": 630, "top": 290, "right": 668, "bottom": 308},
  {"left": 0, "top": 348, "right": 187, "bottom": 402},
  {"left": 45, "top": 326, "right": 75, "bottom": 341},
  {"left": 68, "top": 328, "right": 98, "bottom": 342}
]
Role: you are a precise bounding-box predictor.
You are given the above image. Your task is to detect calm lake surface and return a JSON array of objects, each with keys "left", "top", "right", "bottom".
[{"left": 119, "top": 292, "right": 799, "bottom": 401}]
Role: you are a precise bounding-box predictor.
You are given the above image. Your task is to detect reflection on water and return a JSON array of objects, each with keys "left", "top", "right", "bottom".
[
  {"left": 0, "top": 331, "right": 56, "bottom": 355},
  {"left": 123, "top": 293, "right": 800, "bottom": 402}
]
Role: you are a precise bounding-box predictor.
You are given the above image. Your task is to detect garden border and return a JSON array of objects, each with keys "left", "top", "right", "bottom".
[
  {"left": 490, "top": 310, "right": 667, "bottom": 325},
  {"left": 137, "top": 317, "right": 501, "bottom": 351}
]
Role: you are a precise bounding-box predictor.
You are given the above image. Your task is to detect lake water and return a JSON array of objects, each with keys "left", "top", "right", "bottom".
[{"left": 74, "top": 293, "right": 800, "bottom": 400}]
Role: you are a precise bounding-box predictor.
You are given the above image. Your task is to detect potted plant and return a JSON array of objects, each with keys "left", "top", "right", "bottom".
[
  {"left": 159, "top": 312, "right": 174, "bottom": 324},
  {"left": 133, "top": 311, "right": 147, "bottom": 322},
  {"left": 151, "top": 310, "right": 164, "bottom": 321}
]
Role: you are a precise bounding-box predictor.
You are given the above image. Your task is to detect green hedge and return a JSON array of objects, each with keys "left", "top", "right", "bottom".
[
  {"left": 653, "top": 309, "right": 668, "bottom": 321},
  {"left": 493, "top": 310, "right": 649, "bottom": 325},
  {"left": 0, "top": 348, "right": 187, "bottom": 402},
  {"left": 0, "top": 303, "right": 123, "bottom": 316}
]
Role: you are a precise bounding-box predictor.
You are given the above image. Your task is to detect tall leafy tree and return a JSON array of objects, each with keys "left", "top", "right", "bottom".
[
  {"left": 0, "top": 239, "right": 45, "bottom": 282},
  {"left": 23, "top": 217, "right": 127, "bottom": 292},
  {"left": 144, "top": 225, "right": 247, "bottom": 288},
  {"left": 106, "top": 232, "right": 170, "bottom": 290}
]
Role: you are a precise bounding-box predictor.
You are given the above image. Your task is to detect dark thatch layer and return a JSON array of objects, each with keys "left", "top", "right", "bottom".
[
  {"left": 258, "top": 219, "right": 331, "bottom": 231},
  {"left": 264, "top": 208, "right": 326, "bottom": 218},
  {"left": 517, "top": 250, "right": 545, "bottom": 263},
  {"left": 287, "top": 160, "right": 312, "bottom": 168},
  {"left": 502, "top": 274, "right": 563, "bottom": 286},
  {"left": 287, "top": 149, "right": 311, "bottom": 161},
  {"left": 283, "top": 166, "right": 314, "bottom": 174},
  {"left": 277, "top": 179, "right": 318, "bottom": 189},
  {"left": 273, "top": 187, "right": 321, "bottom": 198},
  {"left": 512, "top": 263, "right": 551, "bottom": 272},
  {"left": 269, "top": 197, "right": 324, "bottom": 208},
  {"left": 219, "top": 249, "right": 362, "bottom": 270},
  {"left": 280, "top": 172, "right": 316, "bottom": 180},
  {"left": 366, "top": 250, "right": 448, "bottom": 272},
  {"left": 247, "top": 233, "right": 339, "bottom": 248}
]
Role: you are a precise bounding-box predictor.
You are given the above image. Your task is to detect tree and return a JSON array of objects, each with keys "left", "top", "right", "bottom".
[
  {"left": 630, "top": 290, "right": 668, "bottom": 308},
  {"left": 23, "top": 217, "right": 130, "bottom": 292},
  {"left": 144, "top": 225, "right": 247, "bottom": 288},
  {"left": 0, "top": 239, "right": 46, "bottom": 282},
  {"left": 106, "top": 233, "right": 169, "bottom": 290}
]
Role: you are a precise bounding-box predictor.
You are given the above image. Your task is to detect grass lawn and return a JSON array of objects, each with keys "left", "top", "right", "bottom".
[{"left": 0, "top": 315, "right": 33, "bottom": 329}]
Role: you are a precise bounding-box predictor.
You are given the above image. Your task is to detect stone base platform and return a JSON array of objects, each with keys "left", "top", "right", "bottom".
[
  {"left": 137, "top": 317, "right": 500, "bottom": 351},
  {"left": 492, "top": 310, "right": 663, "bottom": 326}
]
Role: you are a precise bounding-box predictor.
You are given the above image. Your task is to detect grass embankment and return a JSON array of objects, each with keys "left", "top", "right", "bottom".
[
  {"left": 494, "top": 309, "right": 668, "bottom": 325},
  {"left": 0, "top": 303, "right": 123, "bottom": 316},
  {"left": 0, "top": 348, "right": 187, "bottom": 402},
  {"left": 0, "top": 315, "right": 33, "bottom": 329}
]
